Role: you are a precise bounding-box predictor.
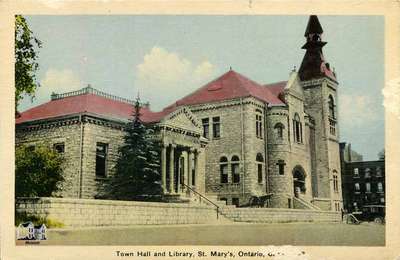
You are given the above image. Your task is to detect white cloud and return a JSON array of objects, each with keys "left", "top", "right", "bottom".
[
  {"left": 135, "top": 46, "right": 217, "bottom": 111},
  {"left": 338, "top": 93, "right": 379, "bottom": 127},
  {"left": 383, "top": 77, "right": 400, "bottom": 119},
  {"left": 38, "top": 68, "right": 82, "bottom": 99}
]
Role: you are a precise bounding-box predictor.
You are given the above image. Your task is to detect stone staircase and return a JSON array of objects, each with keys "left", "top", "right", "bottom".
[{"left": 293, "top": 197, "right": 321, "bottom": 211}]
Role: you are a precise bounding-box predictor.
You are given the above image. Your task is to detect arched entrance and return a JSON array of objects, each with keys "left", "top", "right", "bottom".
[{"left": 292, "top": 166, "right": 306, "bottom": 198}]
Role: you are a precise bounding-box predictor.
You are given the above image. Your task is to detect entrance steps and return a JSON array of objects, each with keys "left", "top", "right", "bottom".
[{"left": 293, "top": 197, "right": 321, "bottom": 211}]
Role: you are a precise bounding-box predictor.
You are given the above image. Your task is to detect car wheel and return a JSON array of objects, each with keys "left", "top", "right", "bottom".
[{"left": 374, "top": 217, "right": 383, "bottom": 224}]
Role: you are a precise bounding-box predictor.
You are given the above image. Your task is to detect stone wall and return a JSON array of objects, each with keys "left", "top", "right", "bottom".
[
  {"left": 80, "top": 119, "right": 126, "bottom": 198},
  {"left": 189, "top": 97, "right": 268, "bottom": 206},
  {"left": 16, "top": 198, "right": 218, "bottom": 227},
  {"left": 220, "top": 207, "right": 341, "bottom": 223},
  {"left": 16, "top": 116, "right": 83, "bottom": 198}
]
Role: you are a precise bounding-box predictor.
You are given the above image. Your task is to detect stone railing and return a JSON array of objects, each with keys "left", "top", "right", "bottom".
[{"left": 50, "top": 86, "right": 150, "bottom": 107}]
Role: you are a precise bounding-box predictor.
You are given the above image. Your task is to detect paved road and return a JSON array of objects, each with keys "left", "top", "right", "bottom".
[{"left": 46, "top": 222, "right": 384, "bottom": 246}]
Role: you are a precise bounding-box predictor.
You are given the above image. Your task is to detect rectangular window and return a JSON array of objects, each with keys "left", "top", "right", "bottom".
[
  {"left": 277, "top": 160, "right": 285, "bottom": 175},
  {"left": 202, "top": 118, "right": 209, "bottom": 139},
  {"left": 366, "top": 182, "right": 371, "bottom": 193},
  {"left": 232, "top": 164, "right": 240, "bottom": 183},
  {"left": 365, "top": 168, "right": 371, "bottom": 178},
  {"left": 333, "top": 175, "right": 339, "bottom": 192},
  {"left": 96, "top": 142, "right": 108, "bottom": 178},
  {"left": 376, "top": 167, "right": 382, "bottom": 177},
  {"left": 355, "top": 183, "right": 360, "bottom": 191},
  {"left": 53, "top": 143, "right": 65, "bottom": 153},
  {"left": 353, "top": 168, "right": 359, "bottom": 177},
  {"left": 380, "top": 197, "right": 385, "bottom": 203},
  {"left": 377, "top": 182, "right": 383, "bottom": 192},
  {"left": 257, "top": 164, "right": 263, "bottom": 183},
  {"left": 212, "top": 117, "right": 220, "bottom": 138}
]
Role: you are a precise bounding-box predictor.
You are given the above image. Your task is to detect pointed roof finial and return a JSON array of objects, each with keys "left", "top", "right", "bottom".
[
  {"left": 229, "top": 66, "right": 232, "bottom": 71},
  {"left": 304, "top": 15, "right": 323, "bottom": 37},
  {"left": 292, "top": 65, "right": 297, "bottom": 72}
]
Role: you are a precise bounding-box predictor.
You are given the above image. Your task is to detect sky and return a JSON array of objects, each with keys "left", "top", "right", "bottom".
[{"left": 20, "top": 15, "right": 384, "bottom": 160}]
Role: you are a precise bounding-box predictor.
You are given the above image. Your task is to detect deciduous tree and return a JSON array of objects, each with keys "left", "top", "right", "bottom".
[
  {"left": 15, "top": 15, "right": 42, "bottom": 111},
  {"left": 15, "top": 144, "right": 64, "bottom": 197}
]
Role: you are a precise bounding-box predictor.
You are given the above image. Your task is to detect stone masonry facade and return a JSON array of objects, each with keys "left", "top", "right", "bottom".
[{"left": 15, "top": 15, "right": 343, "bottom": 212}]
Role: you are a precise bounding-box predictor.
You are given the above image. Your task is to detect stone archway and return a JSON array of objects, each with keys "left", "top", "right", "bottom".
[{"left": 292, "top": 166, "right": 306, "bottom": 198}]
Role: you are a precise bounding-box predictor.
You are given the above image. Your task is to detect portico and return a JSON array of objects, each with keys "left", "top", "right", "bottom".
[
  {"left": 161, "top": 144, "right": 199, "bottom": 195},
  {"left": 154, "top": 107, "right": 206, "bottom": 196}
]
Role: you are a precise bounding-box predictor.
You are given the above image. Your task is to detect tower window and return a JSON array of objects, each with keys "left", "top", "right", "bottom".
[
  {"left": 328, "top": 95, "right": 336, "bottom": 136},
  {"left": 277, "top": 160, "right": 285, "bottom": 175},
  {"left": 255, "top": 109, "right": 263, "bottom": 139},
  {"left": 293, "top": 113, "right": 302, "bottom": 143},
  {"left": 96, "top": 142, "right": 108, "bottom": 178},
  {"left": 212, "top": 117, "right": 221, "bottom": 138},
  {"left": 333, "top": 171, "right": 339, "bottom": 193},
  {"left": 328, "top": 95, "right": 335, "bottom": 119},
  {"left": 202, "top": 118, "right": 209, "bottom": 139}
]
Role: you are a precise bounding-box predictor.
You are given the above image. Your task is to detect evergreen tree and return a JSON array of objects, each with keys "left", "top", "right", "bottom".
[{"left": 101, "top": 97, "right": 162, "bottom": 200}]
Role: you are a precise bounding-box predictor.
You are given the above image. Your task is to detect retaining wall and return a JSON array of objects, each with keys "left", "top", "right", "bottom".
[
  {"left": 16, "top": 197, "right": 218, "bottom": 227},
  {"left": 220, "top": 207, "right": 341, "bottom": 223}
]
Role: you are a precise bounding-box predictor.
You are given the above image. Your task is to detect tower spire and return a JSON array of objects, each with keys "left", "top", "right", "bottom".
[{"left": 298, "top": 15, "right": 336, "bottom": 81}]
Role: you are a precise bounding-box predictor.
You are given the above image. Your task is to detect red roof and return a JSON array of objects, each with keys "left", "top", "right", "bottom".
[
  {"left": 172, "top": 70, "right": 285, "bottom": 107},
  {"left": 264, "top": 81, "right": 287, "bottom": 100},
  {"left": 16, "top": 70, "right": 287, "bottom": 125},
  {"left": 16, "top": 93, "right": 167, "bottom": 125}
]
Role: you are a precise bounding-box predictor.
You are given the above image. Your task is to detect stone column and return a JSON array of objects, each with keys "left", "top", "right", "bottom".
[
  {"left": 161, "top": 144, "right": 167, "bottom": 194},
  {"left": 169, "top": 144, "right": 175, "bottom": 194},
  {"left": 193, "top": 149, "right": 198, "bottom": 188},
  {"left": 177, "top": 157, "right": 181, "bottom": 193},
  {"left": 188, "top": 149, "right": 193, "bottom": 187}
]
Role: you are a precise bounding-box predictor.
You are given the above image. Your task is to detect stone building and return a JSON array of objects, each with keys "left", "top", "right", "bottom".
[{"left": 16, "top": 15, "right": 343, "bottom": 211}]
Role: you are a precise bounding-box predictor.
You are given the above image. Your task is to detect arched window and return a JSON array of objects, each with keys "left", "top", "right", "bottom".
[
  {"left": 293, "top": 113, "right": 302, "bottom": 143},
  {"left": 255, "top": 109, "right": 263, "bottom": 139},
  {"left": 328, "top": 95, "right": 335, "bottom": 119},
  {"left": 274, "top": 123, "right": 285, "bottom": 139},
  {"left": 328, "top": 95, "right": 336, "bottom": 135},
  {"left": 333, "top": 170, "right": 339, "bottom": 193},
  {"left": 231, "top": 155, "right": 240, "bottom": 183},
  {"left": 293, "top": 166, "right": 306, "bottom": 196},
  {"left": 256, "top": 153, "right": 264, "bottom": 184},
  {"left": 220, "top": 156, "right": 228, "bottom": 183}
]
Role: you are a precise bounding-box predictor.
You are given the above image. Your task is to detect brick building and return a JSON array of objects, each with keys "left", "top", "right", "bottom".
[
  {"left": 339, "top": 143, "right": 385, "bottom": 212},
  {"left": 16, "top": 15, "right": 343, "bottom": 211}
]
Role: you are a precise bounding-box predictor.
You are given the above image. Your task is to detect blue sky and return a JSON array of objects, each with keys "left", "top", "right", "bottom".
[{"left": 20, "top": 15, "right": 384, "bottom": 160}]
